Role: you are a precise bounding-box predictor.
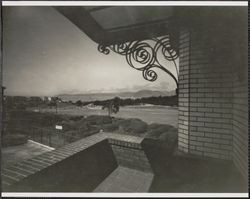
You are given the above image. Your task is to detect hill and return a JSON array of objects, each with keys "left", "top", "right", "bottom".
[{"left": 58, "top": 90, "right": 176, "bottom": 102}]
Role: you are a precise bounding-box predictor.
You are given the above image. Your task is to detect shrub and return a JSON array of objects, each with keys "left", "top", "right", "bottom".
[
  {"left": 6, "top": 128, "right": 30, "bottom": 136},
  {"left": 144, "top": 123, "right": 178, "bottom": 154},
  {"left": 145, "top": 123, "right": 177, "bottom": 139},
  {"left": 85, "top": 115, "right": 112, "bottom": 125},
  {"left": 117, "top": 118, "right": 148, "bottom": 135},
  {"left": 74, "top": 121, "right": 91, "bottom": 131},
  {"left": 64, "top": 130, "right": 79, "bottom": 143},
  {"left": 69, "top": 115, "right": 83, "bottom": 121},
  {"left": 102, "top": 123, "right": 119, "bottom": 132},
  {"left": 147, "top": 123, "right": 174, "bottom": 132},
  {"left": 60, "top": 120, "right": 77, "bottom": 131},
  {"left": 158, "top": 130, "right": 177, "bottom": 143}
]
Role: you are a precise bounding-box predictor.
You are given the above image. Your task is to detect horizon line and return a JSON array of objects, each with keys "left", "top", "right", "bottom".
[{"left": 4, "top": 88, "right": 176, "bottom": 97}]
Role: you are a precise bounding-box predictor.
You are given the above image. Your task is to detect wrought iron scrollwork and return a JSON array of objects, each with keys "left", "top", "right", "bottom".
[{"left": 98, "top": 35, "right": 179, "bottom": 87}]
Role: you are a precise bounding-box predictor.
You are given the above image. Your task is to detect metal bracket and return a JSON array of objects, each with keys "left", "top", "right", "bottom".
[{"left": 98, "top": 35, "right": 179, "bottom": 89}]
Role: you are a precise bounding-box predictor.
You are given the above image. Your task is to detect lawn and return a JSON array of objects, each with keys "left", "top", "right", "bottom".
[{"left": 34, "top": 104, "right": 178, "bottom": 127}]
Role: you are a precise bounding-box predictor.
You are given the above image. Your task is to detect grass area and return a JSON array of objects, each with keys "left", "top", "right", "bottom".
[{"left": 35, "top": 104, "right": 178, "bottom": 127}]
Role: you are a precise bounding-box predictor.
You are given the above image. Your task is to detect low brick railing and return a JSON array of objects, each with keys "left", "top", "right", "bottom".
[
  {"left": 1, "top": 132, "right": 153, "bottom": 191},
  {"left": 105, "top": 133, "right": 152, "bottom": 173},
  {"left": 1, "top": 133, "right": 107, "bottom": 190}
]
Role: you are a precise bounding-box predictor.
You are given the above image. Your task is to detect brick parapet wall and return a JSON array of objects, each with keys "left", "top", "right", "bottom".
[
  {"left": 1, "top": 132, "right": 153, "bottom": 190},
  {"left": 1, "top": 133, "right": 107, "bottom": 189},
  {"left": 105, "top": 133, "right": 152, "bottom": 173}
]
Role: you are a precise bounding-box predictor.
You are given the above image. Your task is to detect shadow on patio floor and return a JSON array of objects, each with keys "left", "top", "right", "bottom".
[{"left": 148, "top": 155, "right": 247, "bottom": 193}]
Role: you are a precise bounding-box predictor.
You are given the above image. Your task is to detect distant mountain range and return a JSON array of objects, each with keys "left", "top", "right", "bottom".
[{"left": 58, "top": 90, "right": 176, "bottom": 102}]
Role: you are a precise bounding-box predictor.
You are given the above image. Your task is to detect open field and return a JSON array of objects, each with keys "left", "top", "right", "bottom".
[{"left": 36, "top": 105, "right": 178, "bottom": 127}]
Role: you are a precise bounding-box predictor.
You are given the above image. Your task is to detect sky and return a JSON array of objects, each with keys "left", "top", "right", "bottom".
[{"left": 3, "top": 6, "right": 178, "bottom": 97}]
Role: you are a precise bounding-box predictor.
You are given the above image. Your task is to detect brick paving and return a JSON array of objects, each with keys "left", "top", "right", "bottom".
[
  {"left": 94, "top": 166, "right": 154, "bottom": 192},
  {"left": 1, "top": 140, "right": 53, "bottom": 168}
]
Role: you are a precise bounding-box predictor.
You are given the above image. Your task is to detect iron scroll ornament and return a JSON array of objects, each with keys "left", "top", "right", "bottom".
[{"left": 98, "top": 36, "right": 179, "bottom": 92}]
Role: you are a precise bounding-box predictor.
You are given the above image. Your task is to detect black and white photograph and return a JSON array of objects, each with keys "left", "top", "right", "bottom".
[{"left": 0, "top": 1, "right": 248, "bottom": 197}]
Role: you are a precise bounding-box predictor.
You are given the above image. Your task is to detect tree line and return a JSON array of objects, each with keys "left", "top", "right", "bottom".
[{"left": 75, "top": 95, "right": 178, "bottom": 107}]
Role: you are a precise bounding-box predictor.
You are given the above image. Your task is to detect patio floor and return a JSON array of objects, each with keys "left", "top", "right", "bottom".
[
  {"left": 94, "top": 166, "right": 154, "bottom": 192},
  {"left": 148, "top": 155, "right": 247, "bottom": 193},
  {"left": 94, "top": 155, "right": 247, "bottom": 193}
]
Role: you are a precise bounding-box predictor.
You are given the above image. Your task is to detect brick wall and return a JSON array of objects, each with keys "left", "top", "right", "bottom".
[
  {"left": 232, "top": 41, "right": 248, "bottom": 182},
  {"left": 177, "top": 27, "right": 238, "bottom": 159},
  {"left": 1, "top": 133, "right": 110, "bottom": 191},
  {"left": 106, "top": 133, "right": 152, "bottom": 173},
  {"left": 2, "top": 132, "right": 154, "bottom": 191},
  {"left": 5, "top": 139, "right": 117, "bottom": 192},
  {"left": 0, "top": 5, "right": 3, "bottom": 151},
  {"left": 178, "top": 29, "right": 190, "bottom": 153},
  {"left": 187, "top": 29, "right": 234, "bottom": 160},
  {"left": 177, "top": 13, "right": 248, "bottom": 181}
]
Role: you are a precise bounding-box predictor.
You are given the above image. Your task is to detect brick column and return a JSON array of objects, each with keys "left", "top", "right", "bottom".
[
  {"left": 178, "top": 29, "right": 190, "bottom": 153},
  {"left": 178, "top": 27, "right": 236, "bottom": 160}
]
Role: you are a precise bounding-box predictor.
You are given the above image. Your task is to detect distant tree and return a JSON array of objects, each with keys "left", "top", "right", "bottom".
[
  {"left": 102, "top": 97, "right": 120, "bottom": 116},
  {"left": 4, "top": 96, "right": 28, "bottom": 110},
  {"left": 48, "top": 97, "right": 61, "bottom": 113},
  {"left": 28, "top": 96, "right": 43, "bottom": 109},
  {"left": 75, "top": 100, "right": 83, "bottom": 107},
  {"left": 77, "top": 95, "right": 178, "bottom": 108},
  {"left": 15, "top": 103, "right": 26, "bottom": 110}
]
